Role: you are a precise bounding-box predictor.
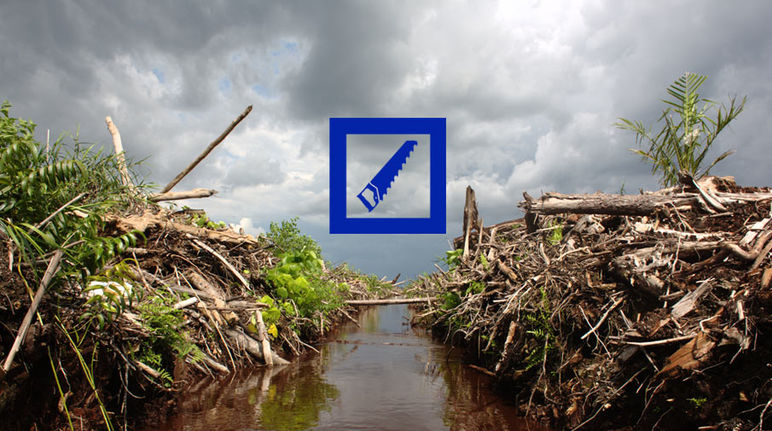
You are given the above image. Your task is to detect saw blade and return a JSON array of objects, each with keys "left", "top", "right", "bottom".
[{"left": 356, "top": 140, "right": 418, "bottom": 212}]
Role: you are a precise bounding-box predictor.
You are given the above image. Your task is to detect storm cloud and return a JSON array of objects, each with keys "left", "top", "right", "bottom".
[{"left": 2, "top": 0, "right": 771, "bottom": 279}]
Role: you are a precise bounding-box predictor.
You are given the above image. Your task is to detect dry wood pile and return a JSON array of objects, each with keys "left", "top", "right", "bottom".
[
  {"left": 102, "top": 207, "right": 388, "bottom": 374},
  {"left": 0, "top": 206, "right": 390, "bottom": 429},
  {"left": 409, "top": 176, "right": 772, "bottom": 430}
]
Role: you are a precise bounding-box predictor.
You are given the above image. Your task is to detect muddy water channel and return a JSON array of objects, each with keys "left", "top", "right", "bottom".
[{"left": 144, "top": 305, "right": 546, "bottom": 431}]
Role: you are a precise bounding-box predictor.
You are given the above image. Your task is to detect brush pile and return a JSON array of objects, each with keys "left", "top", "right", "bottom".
[
  {"left": 0, "top": 104, "right": 395, "bottom": 430},
  {"left": 409, "top": 175, "right": 772, "bottom": 430},
  {"left": 0, "top": 206, "right": 389, "bottom": 430}
]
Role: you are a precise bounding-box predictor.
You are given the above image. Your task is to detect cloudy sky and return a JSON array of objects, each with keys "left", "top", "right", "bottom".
[{"left": 2, "top": 1, "right": 771, "bottom": 280}]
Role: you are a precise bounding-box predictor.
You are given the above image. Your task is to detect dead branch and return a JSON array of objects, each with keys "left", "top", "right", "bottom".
[
  {"left": 1, "top": 249, "right": 63, "bottom": 381},
  {"left": 109, "top": 210, "right": 260, "bottom": 246},
  {"left": 161, "top": 105, "right": 252, "bottom": 193},
  {"left": 190, "top": 236, "right": 250, "bottom": 290},
  {"left": 105, "top": 116, "right": 134, "bottom": 188},
  {"left": 150, "top": 188, "right": 217, "bottom": 202}
]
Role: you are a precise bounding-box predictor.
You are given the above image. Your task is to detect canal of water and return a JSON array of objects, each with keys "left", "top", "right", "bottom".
[{"left": 143, "top": 304, "right": 547, "bottom": 431}]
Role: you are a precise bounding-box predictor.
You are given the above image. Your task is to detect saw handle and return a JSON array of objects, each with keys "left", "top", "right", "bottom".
[{"left": 357, "top": 183, "right": 380, "bottom": 212}]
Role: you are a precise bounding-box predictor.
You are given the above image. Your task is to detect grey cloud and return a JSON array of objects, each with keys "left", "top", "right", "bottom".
[
  {"left": 282, "top": 1, "right": 422, "bottom": 120},
  {"left": 223, "top": 156, "right": 285, "bottom": 187},
  {"left": 3, "top": 0, "right": 772, "bottom": 280}
]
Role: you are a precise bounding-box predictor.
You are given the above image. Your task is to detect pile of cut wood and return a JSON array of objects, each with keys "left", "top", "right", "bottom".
[
  {"left": 0, "top": 205, "right": 390, "bottom": 429},
  {"left": 409, "top": 175, "right": 772, "bottom": 430}
]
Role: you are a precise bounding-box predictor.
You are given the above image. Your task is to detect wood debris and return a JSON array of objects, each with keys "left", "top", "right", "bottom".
[{"left": 410, "top": 177, "right": 772, "bottom": 430}]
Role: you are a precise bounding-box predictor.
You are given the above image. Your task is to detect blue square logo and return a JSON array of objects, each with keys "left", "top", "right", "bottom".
[{"left": 330, "top": 118, "right": 446, "bottom": 234}]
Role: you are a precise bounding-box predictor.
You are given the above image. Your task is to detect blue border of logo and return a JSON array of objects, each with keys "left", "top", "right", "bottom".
[{"left": 329, "top": 118, "right": 446, "bottom": 234}]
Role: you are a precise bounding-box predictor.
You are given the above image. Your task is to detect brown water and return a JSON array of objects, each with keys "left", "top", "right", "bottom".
[{"left": 143, "top": 305, "right": 546, "bottom": 431}]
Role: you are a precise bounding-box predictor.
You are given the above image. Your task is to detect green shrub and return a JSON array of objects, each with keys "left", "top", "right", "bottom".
[
  {"left": 266, "top": 217, "right": 321, "bottom": 256},
  {"left": 616, "top": 73, "right": 745, "bottom": 186},
  {"left": 263, "top": 248, "right": 345, "bottom": 333}
]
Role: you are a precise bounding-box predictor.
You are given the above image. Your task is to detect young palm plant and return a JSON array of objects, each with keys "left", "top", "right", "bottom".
[{"left": 616, "top": 72, "right": 746, "bottom": 186}]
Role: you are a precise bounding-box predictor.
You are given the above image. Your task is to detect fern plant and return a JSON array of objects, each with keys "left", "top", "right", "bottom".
[
  {"left": 0, "top": 100, "right": 143, "bottom": 283},
  {"left": 616, "top": 73, "right": 746, "bottom": 186}
]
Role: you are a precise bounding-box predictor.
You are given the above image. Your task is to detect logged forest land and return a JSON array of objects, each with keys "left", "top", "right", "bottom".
[
  {"left": 3, "top": 72, "right": 770, "bottom": 430},
  {"left": 0, "top": 104, "right": 401, "bottom": 430},
  {"left": 407, "top": 178, "right": 772, "bottom": 430}
]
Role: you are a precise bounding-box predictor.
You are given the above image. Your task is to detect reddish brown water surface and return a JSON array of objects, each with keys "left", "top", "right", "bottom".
[{"left": 143, "top": 305, "right": 547, "bottom": 431}]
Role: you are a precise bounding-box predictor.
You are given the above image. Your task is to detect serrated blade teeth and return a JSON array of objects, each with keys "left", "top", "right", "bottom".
[{"left": 357, "top": 140, "right": 418, "bottom": 211}]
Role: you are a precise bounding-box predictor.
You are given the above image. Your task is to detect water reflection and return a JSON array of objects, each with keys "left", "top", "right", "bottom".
[{"left": 144, "top": 305, "right": 547, "bottom": 431}]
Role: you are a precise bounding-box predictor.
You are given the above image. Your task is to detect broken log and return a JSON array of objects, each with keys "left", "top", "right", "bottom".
[
  {"left": 346, "top": 297, "right": 436, "bottom": 306},
  {"left": 463, "top": 186, "right": 482, "bottom": 258},
  {"left": 110, "top": 211, "right": 260, "bottom": 247},
  {"left": 519, "top": 192, "right": 698, "bottom": 216},
  {"left": 105, "top": 116, "right": 133, "bottom": 188},
  {"left": 150, "top": 188, "right": 217, "bottom": 202}
]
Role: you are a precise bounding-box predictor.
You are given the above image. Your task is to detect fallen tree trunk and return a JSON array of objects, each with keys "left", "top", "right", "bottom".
[
  {"left": 150, "top": 188, "right": 217, "bottom": 202},
  {"left": 346, "top": 297, "right": 435, "bottom": 305},
  {"left": 110, "top": 211, "right": 260, "bottom": 246},
  {"left": 519, "top": 192, "right": 697, "bottom": 216}
]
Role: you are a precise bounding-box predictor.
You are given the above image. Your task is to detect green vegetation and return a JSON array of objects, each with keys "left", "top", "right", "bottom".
[
  {"left": 80, "top": 259, "right": 139, "bottom": 329},
  {"left": 190, "top": 212, "right": 226, "bottom": 230},
  {"left": 616, "top": 72, "right": 746, "bottom": 186},
  {"left": 688, "top": 397, "right": 708, "bottom": 409},
  {"left": 478, "top": 254, "right": 489, "bottom": 270},
  {"left": 264, "top": 248, "right": 347, "bottom": 334},
  {"left": 522, "top": 286, "right": 557, "bottom": 371},
  {"left": 135, "top": 294, "right": 204, "bottom": 386},
  {"left": 441, "top": 291, "right": 461, "bottom": 310},
  {"left": 262, "top": 219, "right": 356, "bottom": 335},
  {"left": 464, "top": 280, "right": 485, "bottom": 296},
  {"left": 442, "top": 248, "right": 463, "bottom": 270},
  {"left": 266, "top": 216, "right": 322, "bottom": 256},
  {"left": 0, "top": 101, "right": 142, "bottom": 278},
  {"left": 546, "top": 220, "right": 563, "bottom": 246}
]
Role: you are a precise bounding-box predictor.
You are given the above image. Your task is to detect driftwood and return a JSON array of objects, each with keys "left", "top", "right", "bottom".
[
  {"left": 1, "top": 250, "right": 63, "bottom": 381},
  {"left": 150, "top": 188, "right": 217, "bottom": 202},
  {"left": 160, "top": 105, "right": 252, "bottom": 193}
]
